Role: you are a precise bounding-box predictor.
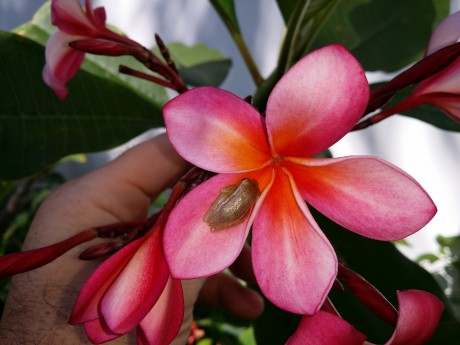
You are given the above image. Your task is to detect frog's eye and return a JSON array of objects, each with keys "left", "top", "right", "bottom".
[{"left": 204, "top": 179, "right": 260, "bottom": 231}]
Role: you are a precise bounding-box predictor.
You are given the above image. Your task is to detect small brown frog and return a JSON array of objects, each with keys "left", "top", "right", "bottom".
[{"left": 204, "top": 178, "right": 261, "bottom": 231}]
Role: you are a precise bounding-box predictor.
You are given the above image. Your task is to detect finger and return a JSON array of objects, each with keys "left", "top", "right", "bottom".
[
  {"left": 171, "top": 278, "right": 206, "bottom": 345},
  {"left": 197, "top": 272, "right": 265, "bottom": 320},
  {"left": 0, "top": 133, "right": 188, "bottom": 345},
  {"left": 228, "top": 243, "right": 256, "bottom": 285},
  {"left": 28, "top": 132, "right": 189, "bottom": 247}
]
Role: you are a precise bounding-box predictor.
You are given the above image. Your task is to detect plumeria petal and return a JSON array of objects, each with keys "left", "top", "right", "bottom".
[
  {"left": 412, "top": 57, "right": 460, "bottom": 95},
  {"left": 266, "top": 44, "right": 369, "bottom": 157},
  {"left": 87, "top": 2, "right": 108, "bottom": 30},
  {"left": 286, "top": 311, "right": 366, "bottom": 345},
  {"left": 286, "top": 156, "right": 436, "bottom": 240},
  {"left": 426, "top": 10, "right": 460, "bottom": 55},
  {"left": 43, "top": 31, "right": 85, "bottom": 99},
  {"left": 137, "top": 278, "right": 184, "bottom": 345},
  {"left": 288, "top": 290, "right": 442, "bottom": 345},
  {"left": 338, "top": 264, "right": 397, "bottom": 325},
  {"left": 84, "top": 318, "right": 120, "bottom": 344},
  {"left": 163, "top": 87, "right": 271, "bottom": 173},
  {"left": 101, "top": 229, "right": 170, "bottom": 334},
  {"left": 408, "top": 58, "right": 460, "bottom": 121},
  {"left": 383, "top": 290, "right": 443, "bottom": 345},
  {"left": 70, "top": 237, "right": 144, "bottom": 324},
  {"left": 421, "top": 93, "right": 460, "bottom": 121},
  {"left": 51, "top": 0, "right": 97, "bottom": 35},
  {"left": 252, "top": 168, "right": 337, "bottom": 315},
  {"left": 164, "top": 173, "right": 255, "bottom": 278}
]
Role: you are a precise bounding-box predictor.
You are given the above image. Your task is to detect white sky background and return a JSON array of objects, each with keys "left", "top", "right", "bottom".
[{"left": 1, "top": 0, "right": 460, "bottom": 261}]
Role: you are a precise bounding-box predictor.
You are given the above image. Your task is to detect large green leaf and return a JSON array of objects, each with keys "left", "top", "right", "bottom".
[
  {"left": 13, "top": 1, "right": 168, "bottom": 105},
  {"left": 0, "top": 32, "right": 163, "bottom": 180},
  {"left": 276, "top": 0, "right": 299, "bottom": 23},
  {"left": 276, "top": 0, "right": 335, "bottom": 24},
  {"left": 310, "top": 0, "right": 450, "bottom": 72},
  {"left": 427, "top": 321, "right": 460, "bottom": 344},
  {"left": 277, "top": 0, "right": 339, "bottom": 71},
  {"left": 157, "top": 42, "right": 232, "bottom": 87},
  {"left": 253, "top": 297, "right": 300, "bottom": 344}
]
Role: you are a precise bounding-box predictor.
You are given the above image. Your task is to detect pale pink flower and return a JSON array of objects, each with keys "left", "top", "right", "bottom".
[
  {"left": 43, "top": 0, "right": 139, "bottom": 99},
  {"left": 426, "top": 10, "right": 460, "bottom": 56}
]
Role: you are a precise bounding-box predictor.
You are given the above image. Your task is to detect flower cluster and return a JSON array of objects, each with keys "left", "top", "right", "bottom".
[
  {"left": 69, "top": 221, "right": 184, "bottom": 344},
  {"left": 355, "top": 10, "right": 460, "bottom": 129},
  {"left": 162, "top": 44, "right": 437, "bottom": 317},
  {"left": 3, "top": 1, "right": 460, "bottom": 345},
  {"left": 43, "top": 0, "right": 143, "bottom": 99}
]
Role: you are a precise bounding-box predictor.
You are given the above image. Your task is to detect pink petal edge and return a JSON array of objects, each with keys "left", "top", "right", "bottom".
[
  {"left": 287, "top": 156, "right": 437, "bottom": 241},
  {"left": 43, "top": 31, "right": 85, "bottom": 99},
  {"left": 137, "top": 278, "right": 184, "bottom": 345},
  {"left": 252, "top": 168, "right": 337, "bottom": 315},
  {"left": 83, "top": 318, "right": 121, "bottom": 344},
  {"left": 426, "top": 10, "right": 460, "bottom": 55},
  {"left": 266, "top": 44, "right": 369, "bottom": 158},
  {"left": 286, "top": 311, "right": 366, "bottom": 345},
  {"left": 100, "top": 229, "right": 170, "bottom": 334},
  {"left": 163, "top": 87, "right": 271, "bottom": 173},
  {"left": 384, "top": 290, "right": 443, "bottom": 345},
  {"left": 163, "top": 173, "right": 254, "bottom": 279},
  {"left": 70, "top": 238, "right": 144, "bottom": 324}
]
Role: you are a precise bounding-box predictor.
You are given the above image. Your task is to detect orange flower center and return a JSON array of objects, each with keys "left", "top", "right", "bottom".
[{"left": 272, "top": 154, "right": 285, "bottom": 167}]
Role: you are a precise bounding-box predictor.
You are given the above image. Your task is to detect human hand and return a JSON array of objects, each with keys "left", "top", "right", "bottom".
[{"left": 0, "top": 133, "right": 263, "bottom": 344}]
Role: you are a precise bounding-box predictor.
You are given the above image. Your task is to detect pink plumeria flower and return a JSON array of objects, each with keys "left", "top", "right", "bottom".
[
  {"left": 286, "top": 290, "right": 443, "bottom": 345},
  {"left": 386, "top": 10, "right": 460, "bottom": 122},
  {"left": 69, "top": 224, "right": 184, "bottom": 345},
  {"left": 43, "top": 0, "right": 140, "bottom": 99},
  {"left": 162, "top": 44, "right": 436, "bottom": 315},
  {"left": 426, "top": 10, "right": 460, "bottom": 56},
  {"left": 368, "top": 10, "right": 460, "bottom": 123},
  {"left": 403, "top": 10, "right": 460, "bottom": 122},
  {"left": 395, "top": 57, "right": 460, "bottom": 122}
]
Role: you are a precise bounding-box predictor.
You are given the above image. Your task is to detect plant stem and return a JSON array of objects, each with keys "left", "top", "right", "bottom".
[
  {"left": 353, "top": 100, "right": 416, "bottom": 131},
  {"left": 210, "top": 0, "right": 263, "bottom": 86},
  {"left": 232, "top": 32, "right": 263, "bottom": 85}
]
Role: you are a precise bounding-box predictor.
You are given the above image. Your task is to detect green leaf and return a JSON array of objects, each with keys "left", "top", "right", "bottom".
[
  {"left": 13, "top": 1, "right": 168, "bottom": 105},
  {"left": 160, "top": 43, "right": 232, "bottom": 87},
  {"left": 253, "top": 296, "right": 300, "bottom": 345},
  {"left": 278, "top": 0, "right": 339, "bottom": 73},
  {"left": 428, "top": 321, "right": 460, "bottom": 344},
  {"left": 12, "top": 2, "right": 55, "bottom": 46},
  {"left": 209, "top": 0, "right": 241, "bottom": 33},
  {"left": 401, "top": 104, "right": 460, "bottom": 132},
  {"left": 416, "top": 253, "right": 440, "bottom": 264},
  {"left": 179, "top": 60, "right": 232, "bottom": 87},
  {"left": 276, "top": 0, "right": 299, "bottom": 23},
  {"left": 210, "top": 0, "right": 262, "bottom": 85},
  {"left": 238, "top": 326, "right": 257, "bottom": 345},
  {"left": 310, "top": 0, "right": 450, "bottom": 72},
  {"left": 0, "top": 32, "right": 163, "bottom": 180}
]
